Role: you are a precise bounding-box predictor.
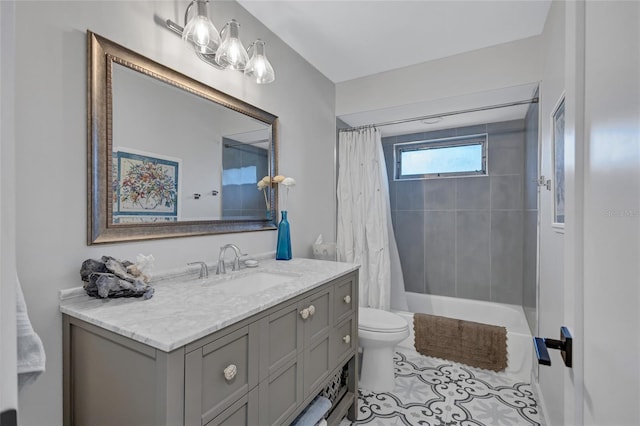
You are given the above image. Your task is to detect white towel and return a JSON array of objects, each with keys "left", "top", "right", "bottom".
[{"left": 16, "top": 276, "right": 45, "bottom": 390}]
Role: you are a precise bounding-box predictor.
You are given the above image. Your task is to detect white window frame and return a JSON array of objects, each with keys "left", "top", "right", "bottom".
[{"left": 394, "top": 133, "right": 488, "bottom": 180}]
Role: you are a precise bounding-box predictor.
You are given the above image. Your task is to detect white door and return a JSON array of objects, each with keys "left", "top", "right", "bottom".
[{"left": 566, "top": 1, "right": 640, "bottom": 424}]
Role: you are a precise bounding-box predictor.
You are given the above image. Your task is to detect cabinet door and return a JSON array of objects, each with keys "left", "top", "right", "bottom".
[
  {"left": 301, "top": 286, "right": 333, "bottom": 347},
  {"left": 259, "top": 301, "right": 302, "bottom": 381},
  {"left": 334, "top": 274, "right": 356, "bottom": 324},
  {"left": 258, "top": 355, "right": 303, "bottom": 426},
  {"left": 300, "top": 286, "right": 334, "bottom": 398},
  {"left": 303, "top": 331, "right": 331, "bottom": 398},
  {"left": 185, "top": 325, "right": 259, "bottom": 425},
  {"left": 205, "top": 388, "right": 258, "bottom": 426}
]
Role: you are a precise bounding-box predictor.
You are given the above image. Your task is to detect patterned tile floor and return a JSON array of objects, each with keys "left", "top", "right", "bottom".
[{"left": 341, "top": 349, "right": 541, "bottom": 426}]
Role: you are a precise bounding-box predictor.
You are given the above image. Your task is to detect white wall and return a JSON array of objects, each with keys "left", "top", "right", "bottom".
[
  {"left": 336, "top": 36, "right": 542, "bottom": 117},
  {"left": 112, "top": 64, "right": 224, "bottom": 220},
  {"left": 13, "top": 1, "right": 336, "bottom": 424},
  {"left": 535, "top": 0, "right": 566, "bottom": 423},
  {"left": 1, "top": 0, "right": 18, "bottom": 420}
]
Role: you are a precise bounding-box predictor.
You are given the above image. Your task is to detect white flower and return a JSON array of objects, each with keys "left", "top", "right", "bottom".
[
  {"left": 257, "top": 179, "right": 270, "bottom": 209},
  {"left": 276, "top": 176, "right": 296, "bottom": 210},
  {"left": 281, "top": 177, "right": 296, "bottom": 187}
]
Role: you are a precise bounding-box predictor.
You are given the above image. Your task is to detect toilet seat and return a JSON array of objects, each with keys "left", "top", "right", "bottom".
[{"left": 359, "top": 307, "right": 409, "bottom": 333}]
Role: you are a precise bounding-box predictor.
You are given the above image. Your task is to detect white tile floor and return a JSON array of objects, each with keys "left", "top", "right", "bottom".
[{"left": 341, "top": 349, "right": 541, "bottom": 426}]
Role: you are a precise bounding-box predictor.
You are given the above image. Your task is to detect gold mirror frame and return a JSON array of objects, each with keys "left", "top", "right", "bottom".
[{"left": 87, "top": 31, "right": 278, "bottom": 244}]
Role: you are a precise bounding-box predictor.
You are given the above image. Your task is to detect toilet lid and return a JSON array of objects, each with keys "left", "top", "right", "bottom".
[{"left": 359, "top": 307, "right": 408, "bottom": 333}]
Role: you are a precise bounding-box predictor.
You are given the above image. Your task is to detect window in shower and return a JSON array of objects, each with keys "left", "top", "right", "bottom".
[{"left": 394, "top": 133, "right": 488, "bottom": 180}]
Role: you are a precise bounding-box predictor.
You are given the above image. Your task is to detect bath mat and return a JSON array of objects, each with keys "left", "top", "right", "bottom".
[{"left": 413, "top": 313, "right": 507, "bottom": 372}]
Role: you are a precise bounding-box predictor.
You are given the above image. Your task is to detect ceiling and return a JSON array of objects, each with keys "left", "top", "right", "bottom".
[{"left": 237, "top": 0, "right": 550, "bottom": 135}]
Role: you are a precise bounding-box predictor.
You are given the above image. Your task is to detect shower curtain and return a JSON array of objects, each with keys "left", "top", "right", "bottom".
[{"left": 337, "top": 127, "right": 408, "bottom": 311}]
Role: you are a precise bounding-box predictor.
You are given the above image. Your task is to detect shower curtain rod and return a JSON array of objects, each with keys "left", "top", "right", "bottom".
[{"left": 339, "top": 97, "right": 539, "bottom": 132}]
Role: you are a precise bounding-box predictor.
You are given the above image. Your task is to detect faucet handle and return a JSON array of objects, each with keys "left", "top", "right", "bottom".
[{"left": 188, "top": 261, "right": 209, "bottom": 279}]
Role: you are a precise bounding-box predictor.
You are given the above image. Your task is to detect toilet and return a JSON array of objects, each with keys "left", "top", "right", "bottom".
[{"left": 358, "top": 307, "right": 410, "bottom": 392}]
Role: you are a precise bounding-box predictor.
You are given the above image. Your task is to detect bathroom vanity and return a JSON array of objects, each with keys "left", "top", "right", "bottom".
[{"left": 60, "top": 258, "right": 359, "bottom": 426}]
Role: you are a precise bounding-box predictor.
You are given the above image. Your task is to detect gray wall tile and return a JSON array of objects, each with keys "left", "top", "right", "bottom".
[
  {"left": 523, "top": 210, "right": 537, "bottom": 329},
  {"left": 487, "top": 119, "right": 525, "bottom": 134},
  {"left": 456, "top": 177, "right": 490, "bottom": 210},
  {"left": 491, "top": 211, "right": 524, "bottom": 304},
  {"left": 455, "top": 124, "right": 487, "bottom": 136},
  {"left": 396, "top": 132, "right": 425, "bottom": 143},
  {"left": 395, "top": 210, "right": 425, "bottom": 293},
  {"left": 488, "top": 132, "right": 524, "bottom": 175},
  {"left": 424, "top": 211, "right": 455, "bottom": 297},
  {"left": 424, "top": 179, "right": 455, "bottom": 210},
  {"left": 491, "top": 175, "right": 522, "bottom": 210},
  {"left": 456, "top": 211, "right": 491, "bottom": 300},
  {"left": 422, "top": 128, "right": 457, "bottom": 141},
  {"left": 396, "top": 180, "right": 425, "bottom": 210}
]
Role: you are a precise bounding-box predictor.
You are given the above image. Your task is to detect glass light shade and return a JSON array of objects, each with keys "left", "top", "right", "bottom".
[
  {"left": 215, "top": 19, "right": 249, "bottom": 70},
  {"left": 245, "top": 40, "right": 275, "bottom": 84},
  {"left": 182, "top": 0, "right": 220, "bottom": 55}
]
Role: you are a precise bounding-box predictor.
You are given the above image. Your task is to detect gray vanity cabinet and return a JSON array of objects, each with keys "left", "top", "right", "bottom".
[{"left": 63, "top": 270, "right": 358, "bottom": 426}]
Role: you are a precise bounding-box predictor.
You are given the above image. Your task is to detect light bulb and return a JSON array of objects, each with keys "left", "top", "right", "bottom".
[
  {"left": 245, "top": 40, "right": 275, "bottom": 84},
  {"left": 182, "top": 0, "right": 220, "bottom": 55},
  {"left": 215, "top": 19, "right": 249, "bottom": 70}
]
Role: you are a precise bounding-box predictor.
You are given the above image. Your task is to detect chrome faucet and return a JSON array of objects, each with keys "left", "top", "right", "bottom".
[
  {"left": 216, "top": 244, "right": 244, "bottom": 274},
  {"left": 188, "top": 261, "right": 209, "bottom": 279}
]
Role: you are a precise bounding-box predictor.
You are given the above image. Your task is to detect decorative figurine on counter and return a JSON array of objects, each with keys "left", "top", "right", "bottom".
[{"left": 80, "top": 255, "right": 154, "bottom": 299}]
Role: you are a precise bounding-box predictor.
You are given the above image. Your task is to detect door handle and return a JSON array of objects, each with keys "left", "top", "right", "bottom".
[{"left": 534, "top": 326, "right": 572, "bottom": 367}]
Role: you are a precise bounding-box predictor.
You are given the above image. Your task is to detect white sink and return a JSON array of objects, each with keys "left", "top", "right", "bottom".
[{"left": 205, "top": 271, "right": 300, "bottom": 295}]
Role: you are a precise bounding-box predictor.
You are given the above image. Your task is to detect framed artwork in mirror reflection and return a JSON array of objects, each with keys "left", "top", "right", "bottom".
[{"left": 112, "top": 148, "right": 181, "bottom": 223}]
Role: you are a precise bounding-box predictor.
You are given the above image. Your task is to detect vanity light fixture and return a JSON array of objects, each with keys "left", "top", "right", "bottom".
[{"left": 165, "top": 0, "right": 275, "bottom": 84}]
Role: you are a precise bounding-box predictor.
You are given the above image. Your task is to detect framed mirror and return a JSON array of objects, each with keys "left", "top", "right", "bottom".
[{"left": 87, "top": 31, "right": 278, "bottom": 244}]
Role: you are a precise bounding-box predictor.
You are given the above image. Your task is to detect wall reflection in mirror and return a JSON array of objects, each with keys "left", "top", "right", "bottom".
[
  {"left": 87, "top": 31, "right": 278, "bottom": 244},
  {"left": 111, "top": 64, "right": 271, "bottom": 223}
]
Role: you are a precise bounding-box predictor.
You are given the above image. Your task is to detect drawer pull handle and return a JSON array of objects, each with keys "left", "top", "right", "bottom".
[
  {"left": 343, "top": 335, "right": 351, "bottom": 344},
  {"left": 308, "top": 305, "right": 315, "bottom": 316},
  {"left": 343, "top": 295, "right": 351, "bottom": 304},
  {"left": 223, "top": 364, "right": 237, "bottom": 381},
  {"left": 300, "top": 308, "right": 310, "bottom": 320}
]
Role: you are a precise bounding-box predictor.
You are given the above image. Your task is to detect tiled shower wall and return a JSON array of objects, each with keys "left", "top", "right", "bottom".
[
  {"left": 523, "top": 102, "right": 539, "bottom": 332},
  {"left": 382, "top": 120, "right": 527, "bottom": 305}
]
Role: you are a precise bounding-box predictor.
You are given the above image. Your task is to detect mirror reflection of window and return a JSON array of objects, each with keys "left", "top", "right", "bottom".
[{"left": 222, "top": 129, "right": 271, "bottom": 219}]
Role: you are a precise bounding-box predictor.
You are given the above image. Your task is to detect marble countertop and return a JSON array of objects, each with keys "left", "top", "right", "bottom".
[{"left": 60, "top": 257, "right": 359, "bottom": 352}]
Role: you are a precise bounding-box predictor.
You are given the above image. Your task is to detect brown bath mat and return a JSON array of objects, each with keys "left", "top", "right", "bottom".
[{"left": 413, "top": 313, "right": 507, "bottom": 372}]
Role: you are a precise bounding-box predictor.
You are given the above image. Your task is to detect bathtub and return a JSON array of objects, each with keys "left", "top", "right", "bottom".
[{"left": 393, "top": 292, "right": 533, "bottom": 382}]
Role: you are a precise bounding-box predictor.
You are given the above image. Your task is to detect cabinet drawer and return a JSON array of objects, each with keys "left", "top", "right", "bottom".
[
  {"left": 334, "top": 315, "right": 356, "bottom": 366},
  {"left": 185, "top": 325, "right": 259, "bottom": 425},
  {"left": 334, "top": 275, "right": 355, "bottom": 323}
]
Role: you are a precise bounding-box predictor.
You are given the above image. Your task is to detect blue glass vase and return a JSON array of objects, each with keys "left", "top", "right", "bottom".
[{"left": 276, "top": 211, "right": 292, "bottom": 260}]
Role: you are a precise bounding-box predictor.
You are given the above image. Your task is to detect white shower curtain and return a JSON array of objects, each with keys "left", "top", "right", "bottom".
[{"left": 337, "top": 127, "right": 408, "bottom": 311}]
